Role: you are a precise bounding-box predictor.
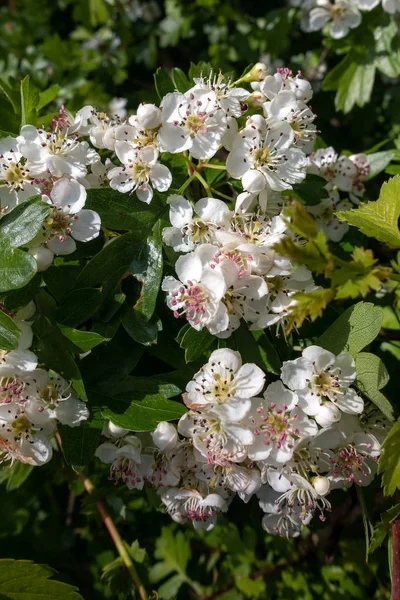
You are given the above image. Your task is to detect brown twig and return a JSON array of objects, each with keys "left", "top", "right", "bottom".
[{"left": 392, "top": 518, "right": 400, "bottom": 600}]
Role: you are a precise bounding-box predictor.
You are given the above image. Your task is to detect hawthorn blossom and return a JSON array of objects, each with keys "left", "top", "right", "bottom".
[
  {"left": 307, "top": 193, "right": 351, "bottom": 242},
  {"left": 162, "top": 195, "right": 232, "bottom": 252},
  {"left": 382, "top": 0, "right": 400, "bottom": 12},
  {"left": 281, "top": 346, "right": 364, "bottom": 426},
  {"left": 308, "top": 146, "right": 358, "bottom": 192},
  {"left": 18, "top": 125, "right": 97, "bottom": 179},
  {"left": 263, "top": 90, "right": 317, "bottom": 151},
  {"left": 95, "top": 434, "right": 153, "bottom": 490},
  {"left": 162, "top": 250, "right": 228, "bottom": 334},
  {"left": 108, "top": 142, "right": 171, "bottom": 203},
  {"left": 158, "top": 90, "right": 227, "bottom": 159},
  {"left": 244, "top": 381, "right": 317, "bottom": 465},
  {"left": 227, "top": 117, "right": 308, "bottom": 193},
  {"left": 259, "top": 69, "right": 313, "bottom": 104},
  {"left": 299, "top": 1, "right": 362, "bottom": 39},
  {"left": 160, "top": 487, "right": 228, "bottom": 530},
  {"left": 191, "top": 72, "right": 249, "bottom": 117},
  {"left": 184, "top": 348, "right": 265, "bottom": 420},
  {"left": 0, "top": 136, "right": 40, "bottom": 214},
  {"left": 29, "top": 178, "right": 101, "bottom": 266}
]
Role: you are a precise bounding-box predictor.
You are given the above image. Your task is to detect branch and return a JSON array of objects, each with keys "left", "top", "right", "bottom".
[
  {"left": 392, "top": 518, "right": 400, "bottom": 600},
  {"left": 76, "top": 471, "right": 149, "bottom": 600}
]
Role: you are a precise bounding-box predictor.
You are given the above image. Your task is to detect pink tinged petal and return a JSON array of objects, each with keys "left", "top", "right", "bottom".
[
  {"left": 175, "top": 252, "right": 203, "bottom": 284},
  {"left": 71, "top": 209, "right": 101, "bottom": 242},
  {"left": 150, "top": 163, "right": 172, "bottom": 192},
  {"left": 47, "top": 234, "right": 76, "bottom": 255},
  {"left": 50, "top": 178, "right": 87, "bottom": 214}
]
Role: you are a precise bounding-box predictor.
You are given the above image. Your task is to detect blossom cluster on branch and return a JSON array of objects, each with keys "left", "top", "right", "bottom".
[{"left": 95, "top": 347, "right": 387, "bottom": 537}]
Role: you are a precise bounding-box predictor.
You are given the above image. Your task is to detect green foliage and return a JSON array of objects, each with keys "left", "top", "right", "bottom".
[
  {"left": 0, "top": 559, "right": 83, "bottom": 599},
  {"left": 337, "top": 175, "right": 400, "bottom": 248},
  {"left": 369, "top": 505, "right": 400, "bottom": 554},
  {"left": 0, "top": 310, "right": 21, "bottom": 351},
  {"left": 379, "top": 418, "right": 400, "bottom": 496}
]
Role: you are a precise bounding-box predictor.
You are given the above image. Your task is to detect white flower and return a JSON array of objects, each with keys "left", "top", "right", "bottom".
[
  {"left": 158, "top": 91, "right": 227, "bottom": 159},
  {"left": 108, "top": 142, "right": 171, "bottom": 203},
  {"left": 162, "top": 195, "right": 232, "bottom": 252},
  {"left": 260, "top": 69, "right": 313, "bottom": 103},
  {"left": 95, "top": 434, "right": 153, "bottom": 490},
  {"left": 307, "top": 193, "right": 351, "bottom": 242},
  {"left": 235, "top": 189, "right": 283, "bottom": 216},
  {"left": 0, "top": 136, "right": 40, "bottom": 215},
  {"left": 160, "top": 487, "right": 227, "bottom": 530},
  {"left": 354, "top": 0, "right": 380, "bottom": 9},
  {"left": 382, "top": 0, "right": 400, "bottom": 13},
  {"left": 308, "top": 146, "right": 358, "bottom": 192},
  {"left": 300, "top": 1, "right": 362, "bottom": 39},
  {"left": 1, "top": 301, "right": 36, "bottom": 351},
  {"left": 263, "top": 90, "right": 317, "bottom": 152},
  {"left": 258, "top": 484, "right": 313, "bottom": 537},
  {"left": 18, "top": 125, "right": 97, "bottom": 179},
  {"left": 109, "top": 97, "right": 128, "bottom": 119},
  {"left": 191, "top": 72, "right": 249, "bottom": 117},
  {"left": 195, "top": 454, "right": 261, "bottom": 497},
  {"left": 178, "top": 409, "right": 254, "bottom": 463},
  {"left": 135, "top": 103, "right": 162, "bottom": 129},
  {"left": 185, "top": 348, "right": 265, "bottom": 421},
  {"left": 162, "top": 251, "right": 228, "bottom": 334},
  {"left": 227, "top": 119, "right": 307, "bottom": 193},
  {"left": 84, "top": 159, "right": 113, "bottom": 188},
  {"left": 244, "top": 381, "right": 317, "bottom": 465},
  {"left": 281, "top": 345, "right": 364, "bottom": 421},
  {"left": 30, "top": 178, "right": 101, "bottom": 261}
]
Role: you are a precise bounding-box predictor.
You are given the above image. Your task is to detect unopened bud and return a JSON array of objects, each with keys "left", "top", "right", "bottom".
[
  {"left": 136, "top": 103, "right": 162, "bottom": 129},
  {"left": 241, "top": 62, "right": 268, "bottom": 83},
  {"left": 247, "top": 90, "right": 266, "bottom": 108},
  {"left": 151, "top": 421, "right": 178, "bottom": 452},
  {"left": 312, "top": 476, "right": 330, "bottom": 496},
  {"left": 29, "top": 247, "right": 54, "bottom": 272}
]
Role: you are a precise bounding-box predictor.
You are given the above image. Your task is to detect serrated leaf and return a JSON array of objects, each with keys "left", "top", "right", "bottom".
[
  {"left": 366, "top": 151, "right": 395, "bottom": 180},
  {"left": 154, "top": 67, "right": 175, "bottom": 100},
  {"left": 317, "top": 302, "right": 383, "bottom": 355},
  {"left": 323, "top": 53, "right": 375, "bottom": 114},
  {"left": 179, "top": 326, "right": 215, "bottom": 362},
  {"left": 378, "top": 419, "right": 400, "bottom": 496},
  {"left": 337, "top": 175, "right": 400, "bottom": 248},
  {"left": 0, "top": 310, "right": 20, "bottom": 351},
  {"left": 354, "top": 352, "right": 394, "bottom": 421},
  {"left": 20, "top": 75, "right": 40, "bottom": 127},
  {"left": 0, "top": 196, "right": 49, "bottom": 249},
  {"left": 0, "top": 559, "right": 83, "bottom": 599},
  {"left": 37, "top": 84, "right": 60, "bottom": 111},
  {"left": 369, "top": 505, "right": 400, "bottom": 554}
]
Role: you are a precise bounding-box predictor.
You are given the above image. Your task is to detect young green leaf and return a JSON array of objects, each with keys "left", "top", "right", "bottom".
[
  {"left": 354, "top": 352, "right": 394, "bottom": 422},
  {"left": 154, "top": 67, "right": 175, "bottom": 99},
  {"left": 378, "top": 419, "right": 400, "bottom": 496}
]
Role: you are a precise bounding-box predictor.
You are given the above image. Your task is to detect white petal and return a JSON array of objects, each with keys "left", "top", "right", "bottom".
[
  {"left": 50, "top": 178, "right": 87, "bottom": 214},
  {"left": 150, "top": 163, "right": 172, "bottom": 192},
  {"left": 47, "top": 235, "right": 76, "bottom": 255},
  {"left": 167, "top": 194, "right": 193, "bottom": 228},
  {"left": 71, "top": 209, "right": 101, "bottom": 242},
  {"left": 175, "top": 253, "right": 203, "bottom": 283}
]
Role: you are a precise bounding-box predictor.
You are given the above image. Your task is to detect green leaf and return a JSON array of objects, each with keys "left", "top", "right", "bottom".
[
  {"left": 354, "top": 352, "right": 394, "bottom": 422},
  {"left": 58, "top": 326, "right": 106, "bottom": 352},
  {"left": 337, "top": 175, "right": 400, "bottom": 248},
  {"left": 0, "top": 249, "right": 37, "bottom": 293},
  {"left": 150, "top": 527, "right": 191, "bottom": 588},
  {"left": 234, "top": 324, "right": 281, "bottom": 375},
  {"left": 317, "top": 302, "right": 383, "bottom": 355},
  {"left": 0, "top": 196, "right": 49, "bottom": 249},
  {"left": 58, "top": 420, "right": 103, "bottom": 470},
  {"left": 366, "top": 151, "right": 395, "bottom": 180},
  {"left": 0, "top": 310, "right": 20, "bottom": 351},
  {"left": 85, "top": 188, "right": 167, "bottom": 236},
  {"left": 323, "top": 53, "right": 375, "bottom": 114},
  {"left": 0, "top": 462, "right": 34, "bottom": 492},
  {"left": 122, "top": 308, "right": 159, "bottom": 346},
  {"left": 378, "top": 419, "right": 400, "bottom": 496},
  {"left": 369, "top": 505, "right": 400, "bottom": 554},
  {"left": 171, "top": 68, "right": 190, "bottom": 93},
  {"left": 132, "top": 233, "right": 163, "bottom": 319},
  {"left": 20, "top": 75, "right": 40, "bottom": 126},
  {"left": 37, "top": 84, "right": 60, "bottom": 111},
  {"left": 154, "top": 67, "right": 175, "bottom": 100},
  {"left": 56, "top": 288, "right": 102, "bottom": 327},
  {"left": 0, "top": 559, "right": 83, "bottom": 599},
  {"left": 179, "top": 326, "right": 215, "bottom": 362},
  {"left": 97, "top": 391, "right": 186, "bottom": 431}
]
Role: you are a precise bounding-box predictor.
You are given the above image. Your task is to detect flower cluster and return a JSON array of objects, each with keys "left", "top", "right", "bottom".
[
  {"left": 0, "top": 302, "right": 88, "bottom": 465},
  {"left": 292, "top": 0, "right": 399, "bottom": 39},
  {"left": 95, "top": 346, "right": 386, "bottom": 536},
  {"left": 306, "top": 147, "right": 370, "bottom": 241}
]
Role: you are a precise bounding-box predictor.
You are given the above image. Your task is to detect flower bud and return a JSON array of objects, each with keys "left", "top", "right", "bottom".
[
  {"left": 312, "top": 476, "right": 330, "bottom": 496},
  {"left": 240, "top": 62, "right": 268, "bottom": 84},
  {"left": 102, "top": 421, "right": 130, "bottom": 439},
  {"left": 315, "top": 402, "right": 341, "bottom": 428},
  {"left": 151, "top": 421, "right": 178, "bottom": 452},
  {"left": 136, "top": 103, "right": 162, "bottom": 129},
  {"left": 29, "top": 247, "right": 53, "bottom": 272},
  {"left": 247, "top": 91, "right": 266, "bottom": 108}
]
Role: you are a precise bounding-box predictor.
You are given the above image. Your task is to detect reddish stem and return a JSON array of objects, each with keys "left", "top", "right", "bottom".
[{"left": 392, "top": 518, "right": 400, "bottom": 600}]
